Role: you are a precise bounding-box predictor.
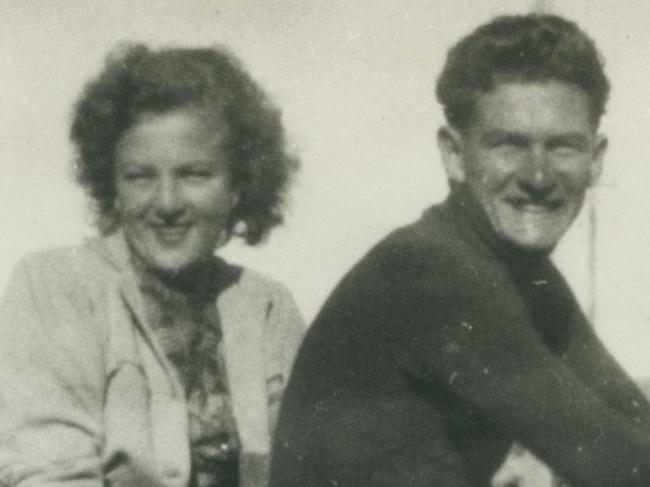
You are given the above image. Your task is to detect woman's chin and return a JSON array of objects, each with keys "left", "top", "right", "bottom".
[
  {"left": 134, "top": 245, "right": 208, "bottom": 277},
  {"left": 151, "top": 257, "right": 205, "bottom": 278}
]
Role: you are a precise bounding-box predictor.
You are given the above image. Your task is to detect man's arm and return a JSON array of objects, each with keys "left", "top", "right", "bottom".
[
  {"left": 545, "top": 263, "right": 650, "bottom": 426},
  {"left": 390, "top": 250, "right": 650, "bottom": 487}
]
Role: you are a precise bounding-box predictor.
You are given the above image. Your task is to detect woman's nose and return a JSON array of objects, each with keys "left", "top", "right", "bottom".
[{"left": 154, "top": 178, "right": 184, "bottom": 221}]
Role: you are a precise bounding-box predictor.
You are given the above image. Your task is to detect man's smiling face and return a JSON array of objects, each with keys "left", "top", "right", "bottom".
[{"left": 443, "top": 80, "right": 607, "bottom": 252}]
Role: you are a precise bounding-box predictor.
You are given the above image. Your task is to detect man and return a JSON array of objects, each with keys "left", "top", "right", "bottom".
[{"left": 271, "top": 14, "right": 650, "bottom": 487}]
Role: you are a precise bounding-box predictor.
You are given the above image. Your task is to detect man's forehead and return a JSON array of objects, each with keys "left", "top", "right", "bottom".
[{"left": 470, "top": 79, "right": 597, "bottom": 136}]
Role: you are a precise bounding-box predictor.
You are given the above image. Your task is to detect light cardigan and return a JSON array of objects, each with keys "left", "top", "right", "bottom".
[{"left": 0, "top": 231, "right": 306, "bottom": 487}]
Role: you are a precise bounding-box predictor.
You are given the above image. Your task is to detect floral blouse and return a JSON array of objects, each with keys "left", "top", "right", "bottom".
[{"left": 134, "top": 256, "right": 240, "bottom": 487}]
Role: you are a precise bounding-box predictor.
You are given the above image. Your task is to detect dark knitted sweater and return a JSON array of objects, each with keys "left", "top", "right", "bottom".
[{"left": 271, "top": 189, "right": 650, "bottom": 487}]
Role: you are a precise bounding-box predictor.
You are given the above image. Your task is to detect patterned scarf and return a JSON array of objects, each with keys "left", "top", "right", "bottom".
[{"left": 131, "top": 253, "right": 240, "bottom": 487}]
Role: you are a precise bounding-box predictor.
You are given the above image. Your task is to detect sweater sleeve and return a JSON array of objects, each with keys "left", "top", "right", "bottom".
[
  {"left": 390, "top": 248, "right": 650, "bottom": 487},
  {"left": 0, "top": 256, "right": 106, "bottom": 487},
  {"left": 546, "top": 264, "right": 650, "bottom": 427}
]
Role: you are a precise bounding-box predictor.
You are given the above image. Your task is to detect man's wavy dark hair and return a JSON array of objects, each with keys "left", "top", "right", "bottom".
[
  {"left": 71, "top": 43, "right": 299, "bottom": 245},
  {"left": 436, "top": 14, "right": 610, "bottom": 131}
]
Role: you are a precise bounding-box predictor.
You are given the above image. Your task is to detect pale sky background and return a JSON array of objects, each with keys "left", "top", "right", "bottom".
[{"left": 2, "top": 0, "right": 650, "bottom": 376}]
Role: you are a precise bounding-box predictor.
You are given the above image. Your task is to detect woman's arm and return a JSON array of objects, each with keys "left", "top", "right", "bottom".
[
  {"left": 0, "top": 255, "right": 106, "bottom": 487},
  {"left": 266, "top": 283, "right": 307, "bottom": 384},
  {"left": 263, "top": 281, "right": 307, "bottom": 435}
]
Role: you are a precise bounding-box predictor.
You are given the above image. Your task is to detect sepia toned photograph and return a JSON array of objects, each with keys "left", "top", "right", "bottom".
[{"left": 1, "top": 1, "right": 650, "bottom": 486}]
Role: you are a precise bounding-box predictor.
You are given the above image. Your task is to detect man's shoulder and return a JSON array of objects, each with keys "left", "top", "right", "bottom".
[
  {"left": 366, "top": 201, "right": 469, "bottom": 269},
  {"left": 340, "top": 200, "right": 509, "bottom": 304}
]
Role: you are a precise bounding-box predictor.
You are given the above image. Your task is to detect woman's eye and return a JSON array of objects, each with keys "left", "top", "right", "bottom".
[
  {"left": 182, "top": 170, "right": 214, "bottom": 180},
  {"left": 123, "top": 172, "right": 153, "bottom": 182}
]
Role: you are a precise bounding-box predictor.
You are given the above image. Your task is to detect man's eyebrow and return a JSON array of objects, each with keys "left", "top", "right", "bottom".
[
  {"left": 545, "top": 133, "right": 592, "bottom": 149},
  {"left": 479, "top": 130, "right": 592, "bottom": 144},
  {"left": 480, "top": 130, "right": 529, "bottom": 143}
]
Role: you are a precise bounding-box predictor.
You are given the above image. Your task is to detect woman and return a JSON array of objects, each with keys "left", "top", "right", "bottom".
[{"left": 0, "top": 44, "right": 304, "bottom": 487}]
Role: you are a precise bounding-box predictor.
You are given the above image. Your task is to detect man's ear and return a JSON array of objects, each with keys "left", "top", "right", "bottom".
[
  {"left": 437, "top": 126, "right": 466, "bottom": 183},
  {"left": 589, "top": 134, "right": 607, "bottom": 186}
]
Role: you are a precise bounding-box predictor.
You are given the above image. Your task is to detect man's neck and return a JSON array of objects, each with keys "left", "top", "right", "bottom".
[{"left": 447, "top": 184, "right": 551, "bottom": 269}]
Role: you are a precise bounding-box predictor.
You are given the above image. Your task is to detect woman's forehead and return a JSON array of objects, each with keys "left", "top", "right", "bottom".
[{"left": 117, "top": 109, "right": 228, "bottom": 165}]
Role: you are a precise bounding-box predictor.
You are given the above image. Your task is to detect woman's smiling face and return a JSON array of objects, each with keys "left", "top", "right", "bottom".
[{"left": 115, "top": 108, "right": 238, "bottom": 276}]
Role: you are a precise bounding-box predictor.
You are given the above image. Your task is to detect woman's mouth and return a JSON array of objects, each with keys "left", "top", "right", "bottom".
[{"left": 152, "top": 224, "right": 190, "bottom": 244}]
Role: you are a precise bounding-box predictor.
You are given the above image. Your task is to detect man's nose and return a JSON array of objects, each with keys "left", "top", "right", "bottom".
[
  {"left": 517, "top": 148, "right": 557, "bottom": 198},
  {"left": 154, "top": 178, "right": 184, "bottom": 221}
]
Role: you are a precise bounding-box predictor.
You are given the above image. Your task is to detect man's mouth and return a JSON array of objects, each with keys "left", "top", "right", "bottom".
[{"left": 505, "top": 198, "right": 562, "bottom": 213}]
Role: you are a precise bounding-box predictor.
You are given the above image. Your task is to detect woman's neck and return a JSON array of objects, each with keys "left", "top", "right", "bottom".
[{"left": 128, "top": 248, "right": 222, "bottom": 301}]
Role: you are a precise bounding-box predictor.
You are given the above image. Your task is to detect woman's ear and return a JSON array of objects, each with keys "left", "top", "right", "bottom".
[{"left": 437, "top": 126, "right": 467, "bottom": 183}]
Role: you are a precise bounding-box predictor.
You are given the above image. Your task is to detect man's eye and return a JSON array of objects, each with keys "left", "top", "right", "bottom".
[
  {"left": 486, "top": 136, "right": 527, "bottom": 150},
  {"left": 549, "top": 143, "right": 585, "bottom": 158},
  {"left": 495, "top": 139, "right": 526, "bottom": 149},
  {"left": 553, "top": 145, "right": 578, "bottom": 154}
]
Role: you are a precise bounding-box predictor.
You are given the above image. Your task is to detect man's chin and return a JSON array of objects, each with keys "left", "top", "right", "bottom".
[
  {"left": 498, "top": 212, "right": 572, "bottom": 254},
  {"left": 505, "top": 233, "right": 560, "bottom": 254}
]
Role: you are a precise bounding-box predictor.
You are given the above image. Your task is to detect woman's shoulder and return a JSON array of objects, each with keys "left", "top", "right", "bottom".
[
  {"left": 216, "top": 260, "right": 296, "bottom": 306},
  {"left": 3, "top": 236, "right": 130, "bottom": 312},
  {"left": 218, "top": 264, "right": 306, "bottom": 376},
  {"left": 0, "top": 242, "right": 121, "bottom": 342},
  {"left": 14, "top": 239, "right": 122, "bottom": 284},
  {"left": 216, "top": 261, "right": 304, "bottom": 331}
]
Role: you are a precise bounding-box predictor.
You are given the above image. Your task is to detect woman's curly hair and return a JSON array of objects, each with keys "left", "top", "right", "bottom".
[{"left": 71, "top": 43, "right": 299, "bottom": 245}]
